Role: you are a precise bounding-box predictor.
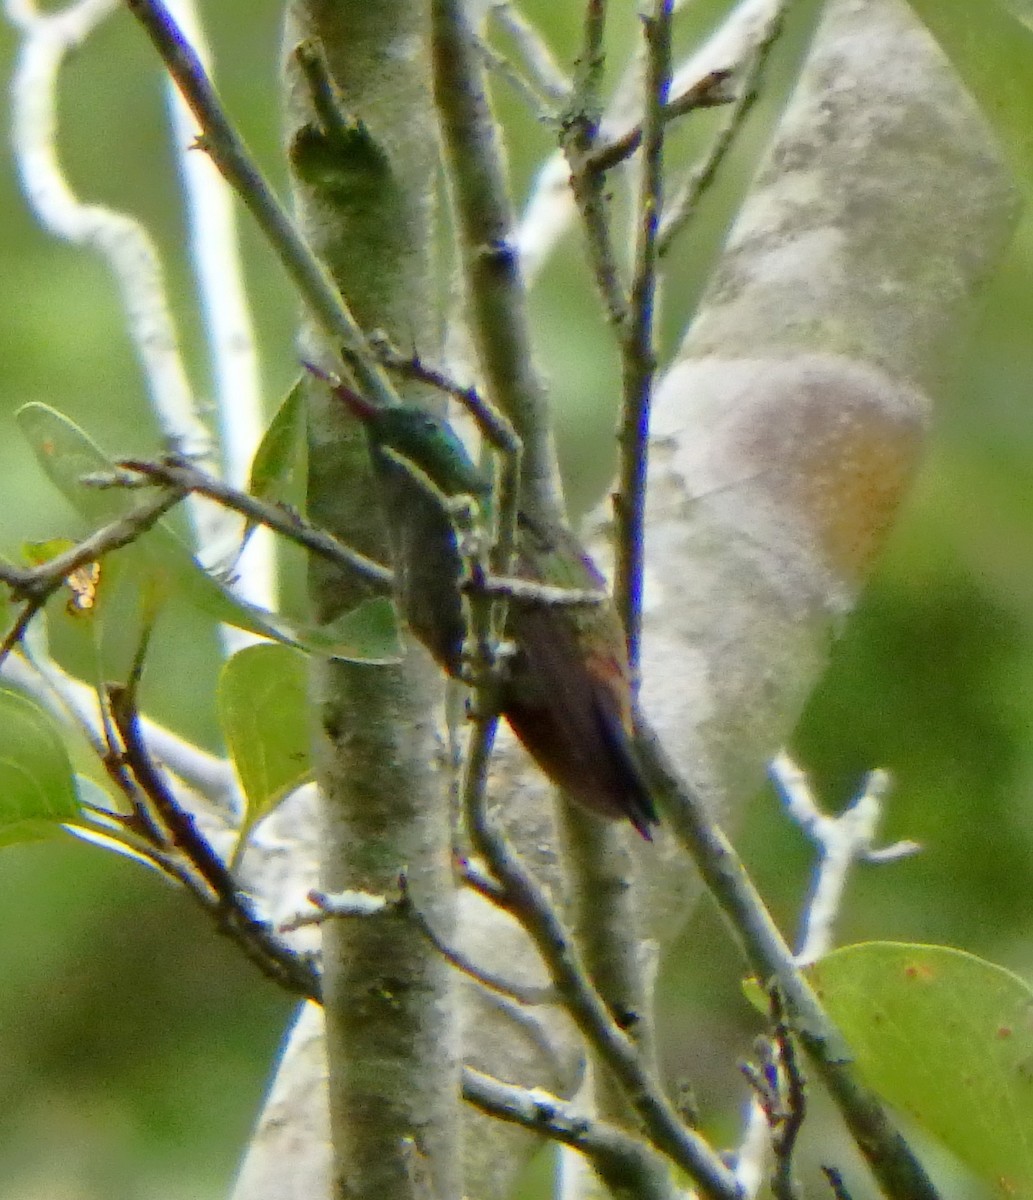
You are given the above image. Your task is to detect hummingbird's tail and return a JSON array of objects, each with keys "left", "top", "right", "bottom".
[
  {"left": 502, "top": 687, "right": 659, "bottom": 840},
  {"left": 592, "top": 703, "right": 658, "bottom": 840}
]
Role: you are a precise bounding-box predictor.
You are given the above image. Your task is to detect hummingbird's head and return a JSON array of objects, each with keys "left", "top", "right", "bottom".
[
  {"left": 368, "top": 404, "right": 489, "bottom": 501},
  {"left": 299, "top": 362, "right": 489, "bottom": 499},
  {"left": 303, "top": 360, "right": 489, "bottom": 500}
]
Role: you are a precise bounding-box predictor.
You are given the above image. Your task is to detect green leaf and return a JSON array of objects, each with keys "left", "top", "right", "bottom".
[
  {"left": 23, "top": 535, "right": 104, "bottom": 627},
  {"left": 997, "top": 0, "right": 1033, "bottom": 35},
  {"left": 906, "top": 0, "right": 1033, "bottom": 191},
  {"left": 65, "top": 776, "right": 166, "bottom": 870},
  {"left": 0, "top": 550, "right": 18, "bottom": 635},
  {"left": 298, "top": 597, "right": 402, "bottom": 663},
  {"left": 808, "top": 942, "right": 1033, "bottom": 1192},
  {"left": 73, "top": 773, "right": 123, "bottom": 816},
  {"left": 218, "top": 643, "right": 311, "bottom": 831},
  {"left": 17, "top": 403, "right": 142, "bottom": 524},
  {"left": 16, "top": 404, "right": 398, "bottom": 661},
  {"left": 22, "top": 537, "right": 75, "bottom": 566},
  {"left": 17, "top": 403, "right": 265, "bottom": 634},
  {"left": 248, "top": 376, "right": 306, "bottom": 506},
  {"left": 0, "top": 689, "right": 80, "bottom": 846}
]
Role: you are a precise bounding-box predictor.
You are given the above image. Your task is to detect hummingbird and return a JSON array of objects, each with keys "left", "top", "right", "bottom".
[{"left": 314, "top": 369, "right": 657, "bottom": 839}]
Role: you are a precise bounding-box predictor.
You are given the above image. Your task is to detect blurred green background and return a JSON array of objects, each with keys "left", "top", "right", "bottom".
[{"left": 0, "top": 0, "right": 1032, "bottom": 1196}]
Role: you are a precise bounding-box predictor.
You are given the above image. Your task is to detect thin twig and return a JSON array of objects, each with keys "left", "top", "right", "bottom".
[
  {"left": 461, "top": 721, "right": 738, "bottom": 1197},
  {"left": 108, "top": 666, "right": 320, "bottom": 1000},
  {"left": 0, "top": 490, "right": 182, "bottom": 669},
  {"left": 117, "top": 454, "right": 593, "bottom": 613},
  {"left": 111, "top": 633, "right": 241, "bottom": 906},
  {"left": 487, "top": 2, "right": 571, "bottom": 106},
  {"left": 475, "top": 32, "right": 559, "bottom": 124},
  {"left": 821, "top": 1165, "right": 854, "bottom": 1200},
  {"left": 561, "top": 24, "right": 630, "bottom": 335},
  {"left": 123, "top": 0, "right": 397, "bottom": 409},
  {"left": 400, "top": 874, "right": 556, "bottom": 1006},
  {"left": 769, "top": 991, "right": 806, "bottom": 1200},
  {"left": 461, "top": 572, "right": 604, "bottom": 608},
  {"left": 573, "top": 0, "right": 607, "bottom": 122},
  {"left": 517, "top": 0, "right": 778, "bottom": 284},
  {"left": 636, "top": 724, "right": 942, "bottom": 1200},
  {"left": 0, "top": 639, "right": 242, "bottom": 820},
  {"left": 114, "top": 458, "right": 394, "bottom": 589},
  {"left": 463, "top": 1066, "right": 681, "bottom": 1200},
  {"left": 0, "top": 490, "right": 180, "bottom": 600},
  {"left": 0, "top": 606, "right": 43, "bottom": 678},
  {"left": 281, "top": 887, "right": 392, "bottom": 928},
  {"left": 658, "top": 0, "right": 788, "bottom": 256},
  {"left": 614, "top": 0, "right": 673, "bottom": 673},
  {"left": 584, "top": 68, "right": 734, "bottom": 174},
  {"left": 367, "top": 335, "right": 520, "bottom": 458}
]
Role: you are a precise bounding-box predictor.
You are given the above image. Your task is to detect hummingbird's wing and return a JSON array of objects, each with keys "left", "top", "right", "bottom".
[
  {"left": 585, "top": 668, "right": 658, "bottom": 840},
  {"left": 501, "top": 513, "right": 658, "bottom": 838}
]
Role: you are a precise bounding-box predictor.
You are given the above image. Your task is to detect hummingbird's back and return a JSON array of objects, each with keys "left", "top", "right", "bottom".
[
  {"left": 501, "top": 514, "right": 657, "bottom": 838},
  {"left": 359, "top": 401, "right": 656, "bottom": 836}
]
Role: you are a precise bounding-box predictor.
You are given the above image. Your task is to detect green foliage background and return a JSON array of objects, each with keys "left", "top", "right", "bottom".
[{"left": 0, "top": 0, "right": 1031, "bottom": 1196}]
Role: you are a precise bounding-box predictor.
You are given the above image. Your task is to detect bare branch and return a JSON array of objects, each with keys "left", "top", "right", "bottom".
[
  {"left": 637, "top": 726, "right": 942, "bottom": 1200},
  {"left": 124, "top": 0, "right": 398, "bottom": 410},
  {"left": 281, "top": 888, "right": 392, "bottom": 928},
  {"left": 461, "top": 721, "right": 738, "bottom": 1198},
  {"left": 107, "top": 669, "right": 320, "bottom": 1000},
  {"left": 1, "top": 644, "right": 241, "bottom": 818},
  {"left": 770, "top": 1007, "right": 806, "bottom": 1200},
  {"left": 518, "top": 0, "right": 782, "bottom": 283},
  {"left": 0, "top": 490, "right": 182, "bottom": 668},
  {"left": 821, "top": 1165, "right": 855, "bottom": 1200},
  {"left": 475, "top": 30, "right": 559, "bottom": 124},
  {"left": 114, "top": 458, "right": 393, "bottom": 589},
  {"left": 366, "top": 335, "right": 521, "bottom": 459},
  {"left": 560, "top": 5, "right": 630, "bottom": 335},
  {"left": 463, "top": 1066, "right": 682, "bottom": 1200},
  {"left": 584, "top": 68, "right": 734, "bottom": 174},
  {"left": 487, "top": 2, "right": 571, "bottom": 106},
  {"left": 740, "top": 992, "right": 807, "bottom": 1200},
  {"left": 401, "top": 875, "right": 557, "bottom": 1006},
  {"left": 430, "top": 0, "right": 562, "bottom": 522},
  {"left": 563, "top": 178, "right": 628, "bottom": 327},
  {"left": 614, "top": 0, "right": 673, "bottom": 669},
  {"left": 770, "top": 754, "right": 921, "bottom": 966},
  {"left": 658, "top": 1, "right": 789, "bottom": 255},
  {"left": 462, "top": 573, "right": 605, "bottom": 609}
]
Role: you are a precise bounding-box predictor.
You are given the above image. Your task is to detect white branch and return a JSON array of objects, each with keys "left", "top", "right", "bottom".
[
  {"left": 732, "top": 1099, "right": 772, "bottom": 1198},
  {"left": 5, "top": 0, "right": 265, "bottom": 656},
  {"left": 1, "top": 649, "right": 242, "bottom": 820},
  {"left": 516, "top": 0, "right": 783, "bottom": 284},
  {"left": 488, "top": 2, "right": 571, "bottom": 106},
  {"left": 7, "top": 0, "right": 213, "bottom": 471},
  {"left": 770, "top": 754, "right": 921, "bottom": 966},
  {"left": 162, "top": 0, "right": 274, "bottom": 614}
]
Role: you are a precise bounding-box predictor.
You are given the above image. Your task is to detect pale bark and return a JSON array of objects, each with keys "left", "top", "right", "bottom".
[
  {"left": 283, "top": 4, "right": 460, "bottom": 1199},
  {"left": 232, "top": 1, "right": 1018, "bottom": 1197}
]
